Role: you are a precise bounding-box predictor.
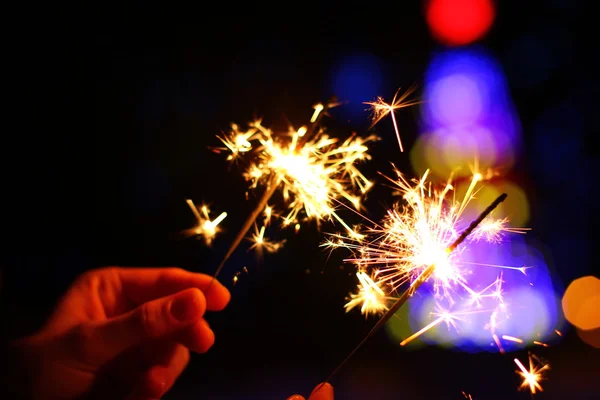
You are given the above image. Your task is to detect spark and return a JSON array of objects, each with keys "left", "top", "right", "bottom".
[
  {"left": 364, "top": 86, "right": 421, "bottom": 152},
  {"left": 248, "top": 224, "right": 285, "bottom": 256},
  {"left": 533, "top": 341, "right": 549, "bottom": 347},
  {"left": 400, "top": 307, "right": 461, "bottom": 346},
  {"left": 514, "top": 354, "right": 550, "bottom": 394},
  {"left": 345, "top": 272, "right": 395, "bottom": 317},
  {"left": 185, "top": 199, "right": 227, "bottom": 245},
  {"left": 264, "top": 205, "right": 274, "bottom": 226},
  {"left": 502, "top": 335, "right": 524, "bottom": 344},
  {"left": 469, "top": 217, "right": 530, "bottom": 243}
]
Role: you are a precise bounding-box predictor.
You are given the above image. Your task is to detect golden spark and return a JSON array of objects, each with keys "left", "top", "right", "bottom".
[
  {"left": 514, "top": 353, "right": 550, "bottom": 394},
  {"left": 364, "top": 86, "right": 421, "bottom": 152},
  {"left": 184, "top": 199, "right": 227, "bottom": 246}
]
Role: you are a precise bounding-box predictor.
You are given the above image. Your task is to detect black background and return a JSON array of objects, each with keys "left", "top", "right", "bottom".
[{"left": 2, "top": 1, "right": 599, "bottom": 399}]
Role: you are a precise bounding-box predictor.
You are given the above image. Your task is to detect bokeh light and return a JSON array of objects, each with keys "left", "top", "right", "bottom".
[
  {"left": 562, "top": 276, "right": 600, "bottom": 331},
  {"left": 414, "top": 47, "right": 522, "bottom": 179},
  {"left": 385, "top": 299, "right": 426, "bottom": 350},
  {"left": 457, "top": 178, "right": 530, "bottom": 227},
  {"left": 425, "top": 0, "right": 495, "bottom": 46},
  {"left": 503, "top": 23, "right": 574, "bottom": 89},
  {"left": 576, "top": 327, "right": 600, "bottom": 349},
  {"left": 404, "top": 235, "right": 561, "bottom": 352},
  {"left": 532, "top": 101, "right": 585, "bottom": 187},
  {"left": 329, "top": 52, "right": 383, "bottom": 121}
]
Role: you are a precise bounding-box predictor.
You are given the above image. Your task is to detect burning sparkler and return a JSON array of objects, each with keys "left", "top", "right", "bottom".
[
  {"left": 184, "top": 199, "right": 227, "bottom": 246},
  {"left": 514, "top": 353, "right": 550, "bottom": 394},
  {"left": 317, "top": 181, "right": 510, "bottom": 387},
  {"left": 329, "top": 168, "right": 528, "bottom": 350},
  {"left": 209, "top": 101, "right": 379, "bottom": 281}
]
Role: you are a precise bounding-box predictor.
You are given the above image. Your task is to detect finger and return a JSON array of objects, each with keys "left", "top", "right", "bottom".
[
  {"left": 77, "top": 288, "right": 205, "bottom": 366},
  {"left": 173, "top": 318, "right": 215, "bottom": 353},
  {"left": 287, "top": 395, "right": 305, "bottom": 400},
  {"left": 309, "top": 382, "right": 334, "bottom": 400},
  {"left": 118, "top": 267, "right": 230, "bottom": 311},
  {"left": 127, "top": 343, "right": 190, "bottom": 400}
]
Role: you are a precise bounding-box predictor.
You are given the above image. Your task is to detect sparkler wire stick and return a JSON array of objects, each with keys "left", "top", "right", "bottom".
[
  {"left": 207, "top": 108, "right": 329, "bottom": 289},
  {"left": 319, "top": 193, "right": 508, "bottom": 387},
  {"left": 207, "top": 174, "right": 280, "bottom": 289}
]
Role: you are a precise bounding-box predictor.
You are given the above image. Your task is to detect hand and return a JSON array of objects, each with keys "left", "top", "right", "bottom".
[
  {"left": 6, "top": 267, "right": 230, "bottom": 400},
  {"left": 288, "top": 382, "right": 334, "bottom": 400}
]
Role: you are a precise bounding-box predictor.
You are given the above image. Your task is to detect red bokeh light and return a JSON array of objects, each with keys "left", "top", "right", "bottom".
[{"left": 425, "top": 0, "right": 495, "bottom": 46}]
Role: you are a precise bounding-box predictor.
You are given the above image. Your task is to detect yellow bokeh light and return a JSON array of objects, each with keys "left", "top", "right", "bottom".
[
  {"left": 576, "top": 327, "right": 600, "bottom": 349},
  {"left": 385, "top": 302, "right": 425, "bottom": 350},
  {"left": 458, "top": 179, "right": 530, "bottom": 227},
  {"left": 411, "top": 127, "right": 516, "bottom": 183}
]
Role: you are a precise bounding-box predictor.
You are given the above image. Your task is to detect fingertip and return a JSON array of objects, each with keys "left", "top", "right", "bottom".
[
  {"left": 309, "top": 382, "right": 333, "bottom": 400},
  {"left": 177, "top": 318, "right": 215, "bottom": 353},
  {"left": 196, "top": 319, "right": 215, "bottom": 353},
  {"left": 170, "top": 288, "right": 207, "bottom": 322},
  {"left": 128, "top": 369, "right": 166, "bottom": 400},
  {"left": 146, "top": 369, "right": 168, "bottom": 398},
  {"left": 205, "top": 280, "right": 231, "bottom": 311},
  {"left": 287, "top": 395, "right": 305, "bottom": 400}
]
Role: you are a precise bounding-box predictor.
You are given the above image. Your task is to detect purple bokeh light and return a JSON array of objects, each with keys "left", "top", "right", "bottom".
[
  {"left": 419, "top": 47, "right": 522, "bottom": 170},
  {"left": 405, "top": 235, "right": 561, "bottom": 353}
]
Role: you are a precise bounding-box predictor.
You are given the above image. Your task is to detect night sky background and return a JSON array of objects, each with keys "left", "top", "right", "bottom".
[{"left": 2, "top": 1, "right": 599, "bottom": 399}]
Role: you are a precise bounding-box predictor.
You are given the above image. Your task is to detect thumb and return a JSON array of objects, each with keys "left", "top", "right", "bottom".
[
  {"left": 309, "top": 382, "right": 334, "bottom": 400},
  {"left": 74, "top": 288, "right": 206, "bottom": 366}
]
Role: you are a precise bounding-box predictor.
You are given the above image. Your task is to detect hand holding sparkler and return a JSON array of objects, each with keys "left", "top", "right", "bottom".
[{"left": 5, "top": 267, "right": 230, "bottom": 399}]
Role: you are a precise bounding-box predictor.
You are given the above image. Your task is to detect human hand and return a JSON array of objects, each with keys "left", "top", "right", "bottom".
[
  {"left": 7, "top": 267, "right": 230, "bottom": 400},
  {"left": 288, "top": 382, "right": 334, "bottom": 400}
]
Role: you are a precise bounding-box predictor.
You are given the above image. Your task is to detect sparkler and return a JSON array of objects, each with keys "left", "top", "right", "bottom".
[
  {"left": 319, "top": 181, "right": 509, "bottom": 386},
  {"left": 209, "top": 101, "right": 378, "bottom": 283}
]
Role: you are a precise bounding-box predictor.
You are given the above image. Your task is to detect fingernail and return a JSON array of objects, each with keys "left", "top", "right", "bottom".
[
  {"left": 311, "top": 382, "right": 333, "bottom": 397},
  {"left": 171, "top": 290, "right": 202, "bottom": 322}
]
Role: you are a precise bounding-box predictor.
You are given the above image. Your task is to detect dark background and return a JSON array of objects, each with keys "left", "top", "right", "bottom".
[{"left": 2, "top": 1, "right": 599, "bottom": 399}]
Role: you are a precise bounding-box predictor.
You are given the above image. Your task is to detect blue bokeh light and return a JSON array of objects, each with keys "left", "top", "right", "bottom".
[
  {"left": 532, "top": 101, "right": 585, "bottom": 186},
  {"left": 406, "top": 235, "right": 560, "bottom": 353},
  {"left": 329, "top": 52, "right": 383, "bottom": 121},
  {"left": 420, "top": 47, "right": 522, "bottom": 168},
  {"left": 503, "top": 24, "right": 574, "bottom": 89}
]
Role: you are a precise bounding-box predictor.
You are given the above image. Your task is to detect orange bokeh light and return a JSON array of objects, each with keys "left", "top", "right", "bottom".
[
  {"left": 562, "top": 276, "right": 600, "bottom": 331},
  {"left": 425, "top": 0, "right": 495, "bottom": 46}
]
